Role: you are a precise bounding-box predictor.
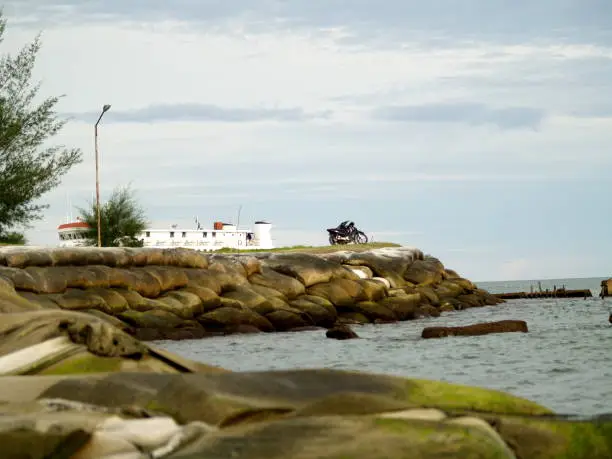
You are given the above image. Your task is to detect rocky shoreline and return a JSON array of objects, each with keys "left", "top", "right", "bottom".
[
  {"left": 0, "top": 246, "right": 503, "bottom": 341},
  {"left": 0, "top": 246, "right": 610, "bottom": 458}
]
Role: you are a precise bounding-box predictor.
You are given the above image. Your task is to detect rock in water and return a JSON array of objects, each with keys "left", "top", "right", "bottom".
[
  {"left": 326, "top": 324, "right": 359, "bottom": 340},
  {"left": 421, "top": 320, "right": 528, "bottom": 339}
]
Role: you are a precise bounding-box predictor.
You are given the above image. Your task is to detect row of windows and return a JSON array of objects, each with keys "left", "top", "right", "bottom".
[
  {"left": 59, "top": 233, "right": 87, "bottom": 240},
  {"left": 145, "top": 231, "right": 220, "bottom": 238}
]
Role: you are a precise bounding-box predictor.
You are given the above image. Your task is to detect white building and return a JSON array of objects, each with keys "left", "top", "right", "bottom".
[
  {"left": 138, "top": 220, "right": 274, "bottom": 251},
  {"left": 57, "top": 218, "right": 274, "bottom": 251}
]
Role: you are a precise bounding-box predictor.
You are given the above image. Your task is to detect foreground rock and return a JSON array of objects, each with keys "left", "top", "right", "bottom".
[
  {"left": 0, "top": 310, "right": 610, "bottom": 458},
  {"left": 421, "top": 320, "right": 529, "bottom": 339},
  {"left": 0, "top": 246, "right": 504, "bottom": 339}
]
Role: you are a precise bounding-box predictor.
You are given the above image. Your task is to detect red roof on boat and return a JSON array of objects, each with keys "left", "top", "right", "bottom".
[{"left": 57, "top": 222, "right": 90, "bottom": 230}]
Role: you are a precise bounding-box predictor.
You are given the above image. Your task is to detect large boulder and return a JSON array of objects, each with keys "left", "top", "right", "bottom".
[
  {"left": 197, "top": 306, "right": 275, "bottom": 333},
  {"left": 306, "top": 281, "right": 355, "bottom": 307},
  {"left": 248, "top": 266, "right": 306, "bottom": 299},
  {"left": 265, "top": 308, "right": 313, "bottom": 331},
  {"left": 262, "top": 253, "right": 358, "bottom": 287},
  {"left": 289, "top": 298, "right": 337, "bottom": 327},
  {"left": 377, "top": 294, "right": 421, "bottom": 320},
  {"left": 403, "top": 257, "right": 445, "bottom": 286},
  {"left": 344, "top": 301, "right": 397, "bottom": 322},
  {"left": 324, "top": 247, "right": 424, "bottom": 288}
]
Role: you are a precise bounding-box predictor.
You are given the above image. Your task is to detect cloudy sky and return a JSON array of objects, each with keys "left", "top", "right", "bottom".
[{"left": 3, "top": 0, "right": 611, "bottom": 281}]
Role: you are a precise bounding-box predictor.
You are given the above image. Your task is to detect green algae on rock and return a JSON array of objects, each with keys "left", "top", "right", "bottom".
[
  {"left": 0, "top": 305, "right": 610, "bottom": 458},
  {"left": 0, "top": 368, "right": 610, "bottom": 458}
]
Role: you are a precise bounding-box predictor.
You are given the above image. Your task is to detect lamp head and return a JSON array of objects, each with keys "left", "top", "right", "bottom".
[{"left": 102, "top": 104, "right": 111, "bottom": 113}]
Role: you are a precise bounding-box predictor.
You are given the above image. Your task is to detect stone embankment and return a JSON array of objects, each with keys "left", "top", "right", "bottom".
[{"left": 0, "top": 246, "right": 503, "bottom": 340}]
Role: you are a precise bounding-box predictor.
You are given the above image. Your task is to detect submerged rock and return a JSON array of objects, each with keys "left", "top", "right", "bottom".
[
  {"left": 421, "top": 320, "right": 529, "bottom": 339},
  {"left": 326, "top": 324, "right": 359, "bottom": 340}
]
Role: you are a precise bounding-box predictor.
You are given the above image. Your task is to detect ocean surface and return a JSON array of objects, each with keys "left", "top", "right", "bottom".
[{"left": 157, "top": 277, "right": 612, "bottom": 416}]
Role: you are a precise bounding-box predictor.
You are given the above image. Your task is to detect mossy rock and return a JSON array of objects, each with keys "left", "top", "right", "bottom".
[
  {"left": 209, "top": 257, "right": 248, "bottom": 278},
  {"left": 136, "top": 266, "right": 189, "bottom": 292},
  {"left": 16, "top": 292, "right": 59, "bottom": 310},
  {"left": 338, "top": 311, "right": 370, "bottom": 324},
  {"left": 248, "top": 267, "right": 306, "bottom": 299},
  {"left": 415, "top": 286, "right": 440, "bottom": 306},
  {"left": 0, "top": 266, "right": 39, "bottom": 291},
  {"left": 47, "top": 289, "right": 109, "bottom": 313},
  {"left": 296, "top": 295, "right": 335, "bottom": 313},
  {"left": 198, "top": 306, "right": 274, "bottom": 332},
  {"left": 377, "top": 294, "right": 421, "bottom": 320},
  {"left": 358, "top": 278, "right": 388, "bottom": 302},
  {"left": 222, "top": 286, "right": 270, "bottom": 310},
  {"left": 249, "top": 284, "right": 288, "bottom": 301},
  {"left": 172, "top": 412, "right": 516, "bottom": 459},
  {"left": 265, "top": 309, "right": 311, "bottom": 331},
  {"left": 181, "top": 284, "right": 222, "bottom": 312},
  {"left": 155, "top": 291, "right": 204, "bottom": 320},
  {"left": 111, "top": 288, "right": 158, "bottom": 312},
  {"left": 346, "top": 301, "right": 397, "bottom": 322},
  {"left": 118, "top": 309, "right": 185, "bottom": 329},
  {"left": 249, "top": 297, "right": 283, "bottom": 316},
  {"left": 289, "top": 299, "right": 337, "bottom": 327},
  {"left": 80, "top": 309, "right": 132, "bottom": 331},
  {"left": 306, "top": 282, "right": 354, "bottom": 307},
  {"left": 87, "top": 287, "right": 129, "bottom": 313},
  {"left": 404, "top": 258, "right": 444, "bottom": 286},
  {"left": 486, "top": 413, "right": 612, "bottom": 459},
  {"left": 456, "top": 293, "right": 486, "bottom": 308},
  {"left": 218, "top": 297, "right": 245, "bottom": 309},
  {"left": 183, "top": 269, "right": 224, "bottom": 294},
  {"left": 434, "top": 280, "right": 466, "bottom": 299}
]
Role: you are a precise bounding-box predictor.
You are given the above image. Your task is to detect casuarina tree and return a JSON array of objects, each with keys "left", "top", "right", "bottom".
[
  {"left": 0, "top": 13, "right": 82, "bottom": 242},
  {"left": 78, "top": 185, "right": 148, "bottom": 247}
]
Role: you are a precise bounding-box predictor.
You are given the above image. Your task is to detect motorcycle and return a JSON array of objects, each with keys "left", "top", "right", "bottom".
[{"left": 327, "top": 220, "right": 368, "bottom": 245}]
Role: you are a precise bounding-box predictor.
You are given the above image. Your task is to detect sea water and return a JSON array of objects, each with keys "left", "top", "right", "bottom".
[{"left": 157, "top": 277, "right": 612, "bottom": 416}]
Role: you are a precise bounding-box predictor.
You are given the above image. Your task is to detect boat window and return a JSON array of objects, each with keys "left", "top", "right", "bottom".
[
  {"left": 169, "top": 232, "right": 175, "bottom": 238},
  {"left": 211, "top": 232, "right": 216, "bottom": 237},
  {"left": 145, "top": 231, "right": 150, "bottom": 237},
  {"left": 203, "top": 232, "right": 207, "bottom": 237},
  {"left": 182, "top": 232, "right": 187, "bottom": 238}
]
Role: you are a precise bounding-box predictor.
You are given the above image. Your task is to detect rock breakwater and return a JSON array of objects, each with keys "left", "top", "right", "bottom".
[
  {"left": 0, "top": 247, "right": 610, "bottom": 458},
  {"left": 0, "top": 246, "right": 503, "bottom": 340}
]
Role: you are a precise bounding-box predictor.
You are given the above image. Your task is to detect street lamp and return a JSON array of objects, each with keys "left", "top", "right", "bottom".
[{"left": 94, "top": 104, "right": 111, "bottom": 247}]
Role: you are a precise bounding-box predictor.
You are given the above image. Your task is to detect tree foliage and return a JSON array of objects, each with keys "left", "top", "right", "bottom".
[
  {"left": 0, "top": 13, "right": 82, "bottom": 239},
  {"left": 0, "top": 230, "right": 26, "bottom": 245},
  {"left": 78, "top": 186, "right": 148, "bottom": 247}
]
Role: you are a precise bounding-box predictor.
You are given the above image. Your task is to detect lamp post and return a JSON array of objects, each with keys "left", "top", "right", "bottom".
[{"left": 94, "top": 104, "right": 111, "bottom": 247}]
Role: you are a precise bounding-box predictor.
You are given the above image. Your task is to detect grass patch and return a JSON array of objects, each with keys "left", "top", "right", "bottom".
[{"left": 215, "top": 241, "right": 401, "bottom": 255}]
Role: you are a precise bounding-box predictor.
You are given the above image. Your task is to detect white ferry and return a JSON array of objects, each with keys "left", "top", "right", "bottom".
[
  {"left": 57, "top": 217, "right": 90, "bottom": 247},
  {"left": 57, "top": 218, "right": 274, "bottom": 251}
]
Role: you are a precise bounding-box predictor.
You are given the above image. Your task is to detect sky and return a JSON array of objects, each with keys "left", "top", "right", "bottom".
[{"left": 2, "top": 0, "right": 611, "bottom": 281}]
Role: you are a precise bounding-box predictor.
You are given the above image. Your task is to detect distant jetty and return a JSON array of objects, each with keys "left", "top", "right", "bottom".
[
  {"left": 494, "top": 281, "right": 592, "bottom": 299},
  {"left": 495, "top": 289, "right": 592, "bottom": 300}
]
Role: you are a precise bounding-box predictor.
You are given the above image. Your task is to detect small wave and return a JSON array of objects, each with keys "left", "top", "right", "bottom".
[{"left": 547, "top": 367, "right": 578, "bottom": 374}]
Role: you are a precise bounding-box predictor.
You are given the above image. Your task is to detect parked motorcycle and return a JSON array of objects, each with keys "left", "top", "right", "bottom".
[{"left": 327, "top": 220, "right": 368, "bottom": 245}]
